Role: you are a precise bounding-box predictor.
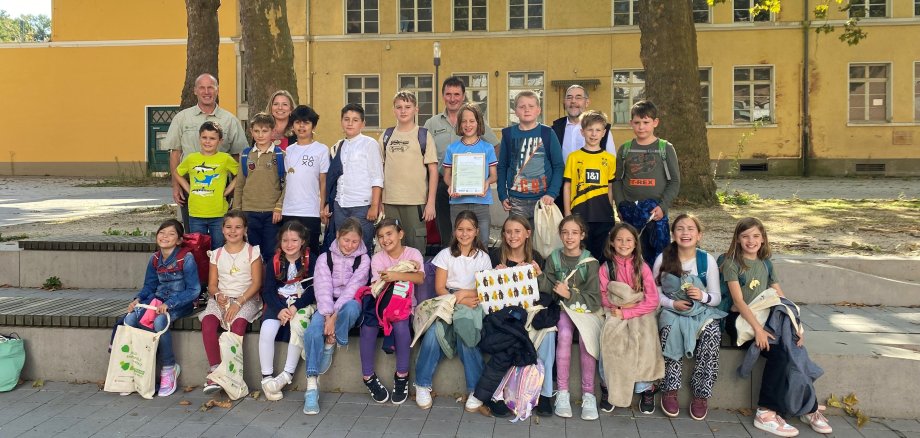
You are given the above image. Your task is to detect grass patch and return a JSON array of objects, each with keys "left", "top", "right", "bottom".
[
  {"left": 76, "top": 174, "right": 171, "bottom": 188},
  {"left": 102, "top": 227, "right": 152, "bottom": 237},
  {"left": 717, "top": 189, "right": 760, "bottom": 206},
  {"left": 0, "top": 233, "right": 28, "bottom": 242}
]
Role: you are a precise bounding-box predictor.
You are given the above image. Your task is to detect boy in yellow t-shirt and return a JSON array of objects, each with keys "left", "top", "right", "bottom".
[
  {"left": 175, "top": 121, "right": 239, "bottom": 249},
  {"left": 562, "top": 110, "right": 616, "bottom": 264}
]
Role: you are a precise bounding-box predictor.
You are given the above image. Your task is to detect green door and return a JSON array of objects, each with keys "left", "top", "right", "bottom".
[{"left": 147, "top": 106, "right": 179, "bottom": 173}]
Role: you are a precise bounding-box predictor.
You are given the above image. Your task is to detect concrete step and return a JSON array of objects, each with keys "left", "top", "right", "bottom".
[{"left": 5, "top": 304, "right": 919, "bottom": 419}]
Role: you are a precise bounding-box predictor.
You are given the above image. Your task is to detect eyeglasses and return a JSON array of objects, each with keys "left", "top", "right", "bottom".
[{"left": 564, "top": 96, "right": 587, "bottom": 101}]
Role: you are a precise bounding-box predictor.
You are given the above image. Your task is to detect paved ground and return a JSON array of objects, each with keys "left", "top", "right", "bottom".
[
  {"left": 0, "top": 381, "right": 916, "bottom": 438},
  {"left": 0, "top": 176, "right": 916, "bottom": 229}
]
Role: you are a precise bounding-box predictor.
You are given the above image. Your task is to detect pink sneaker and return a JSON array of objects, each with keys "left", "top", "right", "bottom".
[
  {"left": 754, "top": 408, "right": 799, "bottom": 437},
  {"left": 158, "top": 364, "right": 180, "bottom": 397},
  {"left": 800, "top": 406, "right": 832, "bottom": 434}
]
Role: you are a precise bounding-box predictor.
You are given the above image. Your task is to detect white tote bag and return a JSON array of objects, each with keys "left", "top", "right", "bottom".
[
  {"left": 532, "top": 202, "right": 563, "bottom": 258},
  {"left": 104, "top": 304, "right": 169, "bottom": 399},
  {"left": 206, "top": 332, "right": 249, "bottom": 400},
  {"left": 289, "top": 304, "right": 316, "bottom": 360}
]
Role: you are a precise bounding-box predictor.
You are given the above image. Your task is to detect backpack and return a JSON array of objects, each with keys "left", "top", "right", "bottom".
[
  {"left": 549, "top": 249, "right": 594, "bottom": 283},
  {"left": 240, "top": 144, "right": 286, "bottom": 186},
  {"left": 381, "top": 126, "right": 429, "bottom": 158},
  {"left": 694, "top": 248, "right": 709, "bottom": 287},
  {"left": 153, "top": 233, "right": 210, "bottom": 286},
  {"left": 716, "top": 254, "right": 773, "bottom": 315},
  {"left": 213, "top": 244, "right": 255, "bottom": 272},
  {"left": 619, "top": 138, "right": 672, "bottom": 181},
  {"left": 493, "top": 361, "right": 545, "bottom": 423},
  {"left": 325, "top": 251, "right": 362, "bottom": 275}
]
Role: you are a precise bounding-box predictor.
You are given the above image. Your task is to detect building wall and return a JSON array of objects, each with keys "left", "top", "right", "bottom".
[{"left": 0, "top": 0, "right": 917, "bottom": 176}]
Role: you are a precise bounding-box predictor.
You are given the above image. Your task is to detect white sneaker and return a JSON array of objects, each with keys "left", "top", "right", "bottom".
[
  {"left": 581, "top": 393, "right": 599, "bottom": 420},
  {"left": 554, "top": 390, "right": 573, "bottom": 418},
  {"left": 263, "top": 372, "right": 292, "bottom": 401},
  {"left": 464, "top": 393, "right": 483, "bottom": 412},
  {"left": 414, "top": 384, "right": 432, "bottom": 410}
]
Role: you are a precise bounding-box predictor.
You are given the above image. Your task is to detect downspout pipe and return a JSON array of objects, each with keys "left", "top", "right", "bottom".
[{"left": 802, "top": 0, "right": 811, "bottom": 176}]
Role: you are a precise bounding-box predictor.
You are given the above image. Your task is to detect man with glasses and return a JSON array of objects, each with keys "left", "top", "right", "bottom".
[{"left": 551, "top": 85, "right": 616, "bottom": 163}]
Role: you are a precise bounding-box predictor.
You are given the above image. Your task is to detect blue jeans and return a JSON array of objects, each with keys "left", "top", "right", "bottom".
[
  {"left": 414, "top": 322, "right": 484, "bottom": 393},
  {"left": 245, "top": 211, "right": 278, "bottom": 260},
  {"left": 189, "top": 216, "right": 224, "bottom": 250},
  {"left": 304, "top": 299, "right": 361, "bottom": 376},
  {"left": 332, "top": 202, "right": 374, "bottom": 255},
  {"left": 123, "top": 306, "right": 191, "bottom": 366},
  {"left": 537, "top": 331, "right": 556, "bottom": 397}
]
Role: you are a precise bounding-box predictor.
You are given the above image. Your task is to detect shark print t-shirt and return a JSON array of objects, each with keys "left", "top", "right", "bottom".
[{"left": 176, "top": 152, "right": 239, "bottom": 218}]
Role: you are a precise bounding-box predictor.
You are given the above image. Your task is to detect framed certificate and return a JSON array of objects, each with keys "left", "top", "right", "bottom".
[{"left": 451, "top": 153, "right": 486, "bottom": 196}]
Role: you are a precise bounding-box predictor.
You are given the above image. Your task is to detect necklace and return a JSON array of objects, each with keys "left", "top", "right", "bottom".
[{"left": 226, "top": 246, "right": 245, "bottom": 275}]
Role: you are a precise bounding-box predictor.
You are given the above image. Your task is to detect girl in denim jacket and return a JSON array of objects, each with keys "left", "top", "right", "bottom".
[{"left": 124, "top": 219, "right": 200, "bottom": 397}]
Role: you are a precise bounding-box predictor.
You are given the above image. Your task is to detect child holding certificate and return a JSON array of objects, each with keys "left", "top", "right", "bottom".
[{"left": 442, "top": 103, "right": 498, "bottom": 246}]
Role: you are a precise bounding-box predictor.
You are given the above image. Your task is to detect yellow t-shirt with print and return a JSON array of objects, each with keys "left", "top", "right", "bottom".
[
  {"left": 563, "top": 148, "right": 616, "bottom": 222},
  {"left": 177, "top": 152, "right": 239, "bottom": 218}
]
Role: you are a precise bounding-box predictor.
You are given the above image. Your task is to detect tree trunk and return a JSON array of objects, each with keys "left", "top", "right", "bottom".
[
  {"left": 239, "top": 0, "right": 299, "bottom": 116},
  {"left": 638, "top": 0, "right": 717, "bottom": 205},
  {"left": 180, "top": 0, "right": 221, "bottom": 110}
]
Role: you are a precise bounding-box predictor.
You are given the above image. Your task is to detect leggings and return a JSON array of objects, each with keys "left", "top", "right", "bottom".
[
  {"left": 555, "top": 311, "right": 596, "bottom": 394},
  {"left": 201, "top": 315, "right": 248, "bottom": 367},
  {"left": 659, "top": 321, "right": 722, "bottom": 399},
  {"left": 359, "top": 320, "right": 411, "bottom": 377},
  {"left": 258, "top": 319, "right": 303, "bottom": 376}
]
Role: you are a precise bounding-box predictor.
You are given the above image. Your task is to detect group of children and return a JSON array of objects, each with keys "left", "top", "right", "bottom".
[{"left": 120, "top": 93, "right": 829, "bottom": 438}]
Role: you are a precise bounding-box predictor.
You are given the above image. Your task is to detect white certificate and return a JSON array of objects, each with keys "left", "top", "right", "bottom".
[{"left": 451, "top": 153, "right": 486, "bottom": 196}]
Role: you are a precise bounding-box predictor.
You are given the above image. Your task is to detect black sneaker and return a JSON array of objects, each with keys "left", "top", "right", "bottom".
[
  {"left": 391, "top": 373, "right": 409, "bottom": 405},
  {"left": 536, "top": 395, "right": 554, "bottom": 417},
  {"left": 639, "top": 387, "right": 656, "bottom": 414},
  {"left": 600, "top": 386, "right": 614, "bottom": 413},
  {"left": 489, "top": 399, "right": 511, "bottom": 418},
  {"left": 363, "top": 373, "right": 390, "bottom": 403}
]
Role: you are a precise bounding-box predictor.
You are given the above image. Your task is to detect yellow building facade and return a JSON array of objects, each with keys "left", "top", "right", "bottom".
[{"left": 1, "top": 0, "right": 918, "bottom": 176}]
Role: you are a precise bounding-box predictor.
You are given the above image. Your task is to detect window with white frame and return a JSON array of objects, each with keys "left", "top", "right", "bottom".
[
  {"left": 612, "top": 70, "right": 646, "bottom": 124},
  {"left": 613, "top": 0, "right": 639, "bottom": 26},
  {"left": 849, "top": 0, "right": 887, "bottom": 18},
  {"left": 509, "top": 0, "right": 543, "bottom": 30},
  {"left": 733, "top": 66, "right": 773, "bottom": 124},
  {"left": 508, "top": 72, "right": 544, "bottom": 124},
  {"left": 915, "top": 63, "right": 920, "bottom": 121},
  {"left": 700, "top": 68, "right": 712, "bottom": 123},
  {"left": 399, "top": 0, "right": 432, "bottom": 33},
  {"left": 613, "top": 69, "right": 711, "bottom": 124},
  {"left": 452, "top": 73, "right": 490, "bottom": 120},
  {"left": 734, "top": 0, "right": 771, "bottom": 22},
  {"left": 397, "top": 74, "right": 435, "bottom": 126},
  {"left": 848, "top": 64, "right": 889, "bottom": 122},
  {"left": 346, "top": 0, "right": 379, "bottom": 34},
  {"left": 693, "top": 0, "right": 711, "bottom": 24},
  {"left": 346, "top": 75, "right": 380, "bottom": 127},
  {"left": 454, "top": 0, "right": 487, "bottom": 31}
]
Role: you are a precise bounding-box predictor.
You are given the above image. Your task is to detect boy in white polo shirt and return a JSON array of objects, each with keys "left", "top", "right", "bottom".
[
  {"left": 323, "top": 103, "right": 384, "bottom": 253},
  {"left": 281, "top": 105, "right": 329, "bottom": 257}
]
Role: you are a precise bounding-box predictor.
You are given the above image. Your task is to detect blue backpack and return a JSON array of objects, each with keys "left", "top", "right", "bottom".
[{"left": 240, "top": 144, "right": 286, "bottom": 186}]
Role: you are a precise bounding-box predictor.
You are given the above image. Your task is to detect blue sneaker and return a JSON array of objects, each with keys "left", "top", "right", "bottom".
[
  {"left": 318, "top": 344, "right": 335, "bottom": 375},
  {"left": 303, "top": 387, "right": 320, "bottom": 415}
]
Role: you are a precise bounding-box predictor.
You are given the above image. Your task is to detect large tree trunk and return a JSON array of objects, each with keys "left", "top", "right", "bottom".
[
  {"left": 239, "top": 0, "right": 299, "bottom": 116},
  {"left": 180, "top": 0, "right": 221, "bottom": 109},
  {"left": 638, "top": 0, "right": 717, "bottom": 205}
]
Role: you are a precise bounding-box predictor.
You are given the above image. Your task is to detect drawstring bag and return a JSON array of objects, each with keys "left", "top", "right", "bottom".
[
  {"left": 104, "top": 304, "right": 168, "bottom": 399},
  {"left": 206, "top": 332, "right": 249, "bottom": 400},
  {"left": 532, "top": 202, "right": 563, "bottom": 258},
  {"left": 0, "top": 333, "right": 25, "bottom": 392}
]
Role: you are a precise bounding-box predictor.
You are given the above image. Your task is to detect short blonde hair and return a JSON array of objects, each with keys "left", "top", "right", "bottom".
[
  {"left": 393, "top": 90, "right": 418, "bottom": 106},
  {"left": 579, "top": 110, "right": 608, "bottom": 129},
  {"left": 513, "top": 90, "right": 541, "bottom": 107}
]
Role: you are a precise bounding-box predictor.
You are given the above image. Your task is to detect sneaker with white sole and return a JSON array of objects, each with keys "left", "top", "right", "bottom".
[
  {"left": 800, "top": 407, "right": 832, "bottom": 434},
  {"left": 464, "top": 393, "right": 483, "bottom": 412},
  {"left": 263, "top": 372, "right": 292, "bottom": 401},
  {"left": 391, "top": 374, "right": 409, "bottom": 405},
  {"left": 157, "top": 364, "right": 180, "bottom": 397},
  {"left": 303, "top": 387, "right": 320, "bottom": 415},
  {"left": 554, "top": 390, "right": 572, "bottom": 418},
  {"left": 363, "top": 373, "right": 390, "bottom": 404},
  {"left": 581, "top": 393, "right": 599, "bottom": 421},
  {"left": 754, "top": 408, "right": 799, "bottom": 437},
  {"left": 414, "top": 384, "right": 432, "bottom": 410},
  {"left": 202, "top": 378, "right": 221, "bottom": 395},
  {"left": 319, "top": 344, "right": 335, "bottom": 375}
]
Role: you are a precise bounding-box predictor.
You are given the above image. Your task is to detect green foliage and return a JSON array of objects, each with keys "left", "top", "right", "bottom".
[
  {"left": 0, "top": 10, "right": 51, "bottom": 42},
  {"left": 709, "top": 1, "right": 866, "bottom": 45},
  {"left": 103, "top": 227, "right": 151, "bottom": 237},
  {"left": 0, "top": 233, "right": 28, "bottom": 242},
  {"left": 717, "top": 189, "right": 760, "bottom": 206},
  {"left": 42, "top": 276, "right": 62, "bottom": 291}
]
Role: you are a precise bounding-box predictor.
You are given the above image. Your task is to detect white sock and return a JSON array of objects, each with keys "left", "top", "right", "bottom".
[{"left": 307, "top": 376, "right": 317, "bottom": 390}]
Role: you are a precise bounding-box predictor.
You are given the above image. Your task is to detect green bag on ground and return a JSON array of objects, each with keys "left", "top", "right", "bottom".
[{"left": 0, "top": 333, "right": 25, "bottom": 392}]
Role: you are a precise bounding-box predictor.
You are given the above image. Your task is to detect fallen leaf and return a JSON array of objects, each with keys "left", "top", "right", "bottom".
[
  {"left": 856, "top": 410, "right": 870, "bottom": 428},
  {"left": 206, "top": 399, "right": 232, "bottom": 409},
  {"left": 843, "top": 393, "right": 859, "bottom": 406},
  {"left": 178, "top": 400, "right": 191, "bottom": 406},
  {"left": 737, "top": 408, "right": 753, "bottom": 417},
  {"left": 827, "top": 394, "right": 843, "bottom": 408},
  {"left": 250, "top": 391, "right": 261, "bottom": 400},
  {"left": 32, "top": 379, "right": 44, "bottom": 388},
  {"left": 183, "top": 386, "right": 197, "bottom": 393}
]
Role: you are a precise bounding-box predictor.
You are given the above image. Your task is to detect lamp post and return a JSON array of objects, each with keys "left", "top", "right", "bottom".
[{"left": 433, "top": 41, "right": 441, "bottom": 114}]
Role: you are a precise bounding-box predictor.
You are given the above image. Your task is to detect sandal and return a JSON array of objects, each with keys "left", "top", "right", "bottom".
[
  {"left": 754, "top": 408, "right": 799, "bottom": 437},
  {"left": 800, "top": 405, "right": 833, "bottom": 434}
]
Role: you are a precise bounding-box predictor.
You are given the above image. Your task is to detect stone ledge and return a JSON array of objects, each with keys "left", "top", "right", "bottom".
[{"left": 18, "top": 235, "right": 156, "bottom": 252}]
